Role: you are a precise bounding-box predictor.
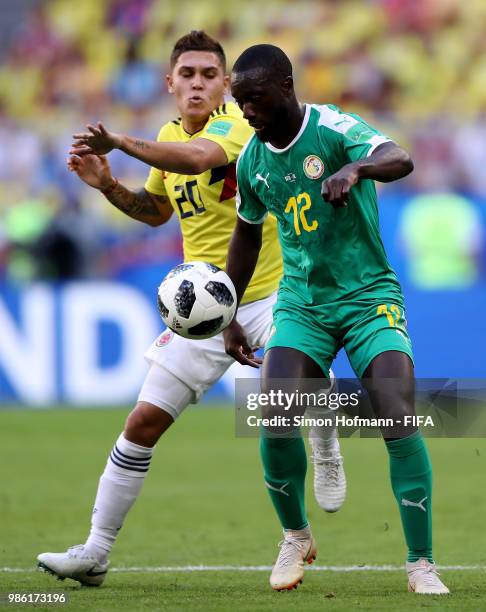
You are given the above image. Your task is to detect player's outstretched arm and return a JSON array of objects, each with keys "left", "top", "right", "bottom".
[
  {"left": 322, "top": 142, "right": 414, "bottom": 208},
  {"left": 71, "top": 122, "right": 228, "bottom": 175},
  {"left": 223, "top": 217, "right": 263, "bottom": 368},
  {"left": 68, "top": 153, "right": 172, "bottom": 227},
  {"left": 351, "top": 141, "right": 413, "bottom": 183}
]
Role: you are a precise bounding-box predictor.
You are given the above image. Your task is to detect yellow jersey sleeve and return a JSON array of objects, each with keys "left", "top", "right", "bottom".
[
  {"left": 143, "top": 124, "right": 170, "bottom": 196},
  {"left": 198, "top": 102, "right": 253, "bottom": 164}
]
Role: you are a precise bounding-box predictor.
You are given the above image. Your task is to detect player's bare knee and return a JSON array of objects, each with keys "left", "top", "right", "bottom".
[
  {"left": 124, "top": 401, "right": 174, "bottom": 446},
  {"left": 373, "top": 397, "right": 415, "bottom": 422}
]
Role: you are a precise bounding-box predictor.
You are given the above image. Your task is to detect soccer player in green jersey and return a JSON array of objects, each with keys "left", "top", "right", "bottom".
[{"left": 223, "top": 44, "right": 450, "bottom": 595}]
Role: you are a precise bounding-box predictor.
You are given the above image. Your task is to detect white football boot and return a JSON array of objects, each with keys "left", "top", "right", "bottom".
[
  {"left": 270, "top": 528, "right": 317, "bottom": 591},
  {"left": 37, "top": 545, "right": 109, "bottom": 586},
  {"left": 406, "top": 558, "right": 450, "bottom": 594}
]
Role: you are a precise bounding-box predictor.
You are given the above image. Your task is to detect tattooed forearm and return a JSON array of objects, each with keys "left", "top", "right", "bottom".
[
  {"left": 134, "top": 139, "right": 147, "bottom": 150},
  {"left": 106, "top": 183, "right": 158, "bottom": 215},
  {"left": 104, "top": 183, "right": 169, "bottom": 225},
  {"left": 131, "top": 192, "right": 159, "bottom": 215}
]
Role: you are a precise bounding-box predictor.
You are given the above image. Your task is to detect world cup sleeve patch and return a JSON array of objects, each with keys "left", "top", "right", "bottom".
[{"left": 206, "top": 120, "right": 233, "bottom": 137}]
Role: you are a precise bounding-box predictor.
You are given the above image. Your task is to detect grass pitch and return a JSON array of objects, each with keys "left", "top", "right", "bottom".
[{"left": 1, "top": 406, "right": 485, "bottom": 611}]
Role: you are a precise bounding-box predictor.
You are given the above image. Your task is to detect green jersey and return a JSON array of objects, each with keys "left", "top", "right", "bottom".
[{"left": 236, "top": 103, "right": 403, "bottom": 306}]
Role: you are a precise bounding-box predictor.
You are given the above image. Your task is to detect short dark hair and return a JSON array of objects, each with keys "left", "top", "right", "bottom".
[
  {"left": 233, "top": 44, "right": 292, "bottom": 78},
  {"left": 170, "top": 30, "right": 226, "bottom": 70}
]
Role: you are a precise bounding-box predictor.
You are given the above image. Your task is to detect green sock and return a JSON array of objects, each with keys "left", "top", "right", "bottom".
[
  {"left": 260, "top": 434, "right": 308, "bottom": 530},
  {"left": 385, "top": 431, "right": 433, "bottom": 563}
]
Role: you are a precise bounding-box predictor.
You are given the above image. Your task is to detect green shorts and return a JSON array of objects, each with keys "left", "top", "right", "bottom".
[{"left": 265, "top": 296, "right": 414, "bottom": 377}]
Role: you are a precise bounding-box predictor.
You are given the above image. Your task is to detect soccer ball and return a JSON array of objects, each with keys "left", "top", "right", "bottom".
[{"left": 157, "top": 261, "right": 237, "bottom": 339}]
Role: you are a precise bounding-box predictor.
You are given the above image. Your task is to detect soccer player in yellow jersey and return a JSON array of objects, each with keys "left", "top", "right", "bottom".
[{"left": 37, "top": 32, "right": 344, "bottom": 586}]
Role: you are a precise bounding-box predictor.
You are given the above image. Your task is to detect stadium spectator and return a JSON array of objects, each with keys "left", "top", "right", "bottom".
[{"left": 0, "top": 0, "right": 485, "bottom": 280}]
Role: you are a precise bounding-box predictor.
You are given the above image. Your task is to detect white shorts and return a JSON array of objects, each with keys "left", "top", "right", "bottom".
[{"left": 142, "top": 292, "right": 277, "bottom": 404}]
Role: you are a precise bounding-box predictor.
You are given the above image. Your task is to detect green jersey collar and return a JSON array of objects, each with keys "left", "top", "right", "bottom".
[{"left": 265, "top": 104, "right": 311, "bottom": 154}]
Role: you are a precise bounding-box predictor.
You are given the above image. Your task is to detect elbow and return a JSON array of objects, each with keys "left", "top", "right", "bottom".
[
  {"left": 146, "top": 218, "right": 164, "bottom": 227},
  {"left": 403, "top": 154, "right": 414, "bottom": 177},
  {"left": 189, "top": 159, "right": 207, "bottom": 175},
  {"left": 188, "top": 155, "right": 209, "bottom": 175},
  {"left": 399, "top": 148, "right": 414, "bottom": 177},
  {"left": 185, "top": 145, "right": 212, "bottom": 174},
  {"left": 145, "top": 214, "right": 170, "bottom": 228}
]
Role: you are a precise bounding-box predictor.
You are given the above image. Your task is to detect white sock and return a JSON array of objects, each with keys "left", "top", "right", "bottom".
[
  {"left": 84, "top": 433, "right": 153, "bottom": 563},
  {"left": 307, "top": 396, "right": 340, "bottom": 454},
  {"left": 310, "top": 424, "right": 339, "bottom": 454}
]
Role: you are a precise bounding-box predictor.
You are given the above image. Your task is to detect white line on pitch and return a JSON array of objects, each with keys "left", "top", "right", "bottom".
[{"left": 2, "top": 565, "right": 485, "bottom": 573}]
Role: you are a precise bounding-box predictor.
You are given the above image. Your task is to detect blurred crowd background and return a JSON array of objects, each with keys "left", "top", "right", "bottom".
[
  {"left": 0, "top": 0, "right": 485, "bottom": 404},
  {"left": 1, "top": 0, "right": 485, "bottom": 286}
]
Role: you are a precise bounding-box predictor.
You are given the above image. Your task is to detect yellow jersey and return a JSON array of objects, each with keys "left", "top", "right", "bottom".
[{"left": 144, "top": 101, "right": 282, "bottom": 304}]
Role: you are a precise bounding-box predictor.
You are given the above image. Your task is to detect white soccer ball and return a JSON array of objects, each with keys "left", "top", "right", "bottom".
[{"left": 157, "top": 261, "right": 237, "bottom": 340}]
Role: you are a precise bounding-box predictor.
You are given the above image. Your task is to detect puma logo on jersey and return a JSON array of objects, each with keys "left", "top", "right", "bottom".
[
  {"left": 256, "top": 172, "right": 270, "bottom": 189},
  {"left": 401, "top": 496, "right": 427, "bottom": 512}
]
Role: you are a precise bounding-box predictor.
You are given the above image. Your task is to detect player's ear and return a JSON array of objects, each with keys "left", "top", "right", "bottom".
[
  {"left": 223, "top": 74, "right": 230, "bottom": 94},
  {"left": 281, "top": 76, "right": 294, "bottom": 96},
  {"left": 166, "top": 74, "right": 174, "bottom": 94}
]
